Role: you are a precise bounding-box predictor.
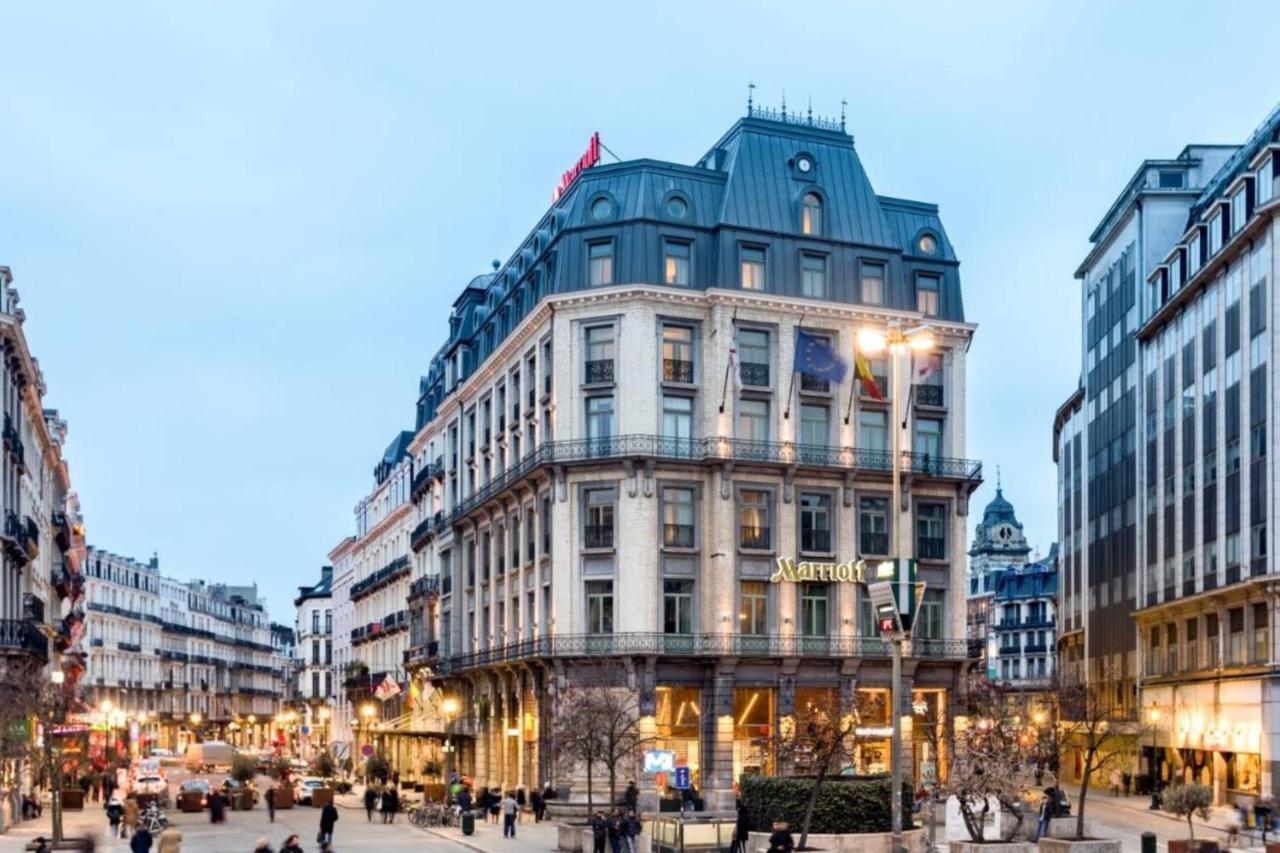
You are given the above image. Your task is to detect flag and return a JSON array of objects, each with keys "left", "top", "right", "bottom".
[
  {"left": 854, "top": 351, "right": 885, "bottom": 401},
  {"left": 728, "top": 329, "right": 743, "bottom": 390},
  {"left": 374, "top": 674, "right": 401, "bottom": 702},
  {"left": 913, "top": 353, "right": 939, "bottom": 384},
  {"left": 794, "top": 330, "right": 848, "bottom": 383}
]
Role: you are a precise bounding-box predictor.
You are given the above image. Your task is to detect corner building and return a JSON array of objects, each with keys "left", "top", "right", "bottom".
[{"left": 406, "top": 109, "right": 982, "bottom": 808}]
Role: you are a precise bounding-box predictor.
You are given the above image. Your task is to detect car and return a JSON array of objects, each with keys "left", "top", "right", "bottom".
[
  {"left": 221, "top": 777, "right": 259, "bottom": 805},
  {"left": 132, "top": 768, "right": 168, "bottom": 804},
  {"left": 178, "top": 779, "right": 211, "bottom": 808},
  {"left": 293, "top": 777, "right": 326, "bottom": 805}
]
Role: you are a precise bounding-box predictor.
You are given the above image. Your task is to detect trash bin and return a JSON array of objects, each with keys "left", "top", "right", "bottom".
[
  {"left": 1141, "top": 831, "right": 1156, "bottom": 853},
  {"left": 462, "top": 810, "right": 475, "bottom": 836}
]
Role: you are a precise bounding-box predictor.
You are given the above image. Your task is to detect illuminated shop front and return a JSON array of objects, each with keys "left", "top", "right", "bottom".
[
  {"left": 733, "top": 688, "right": 775, "bottom": 778},
  {"left": 655, "top": 686, "right": 702, "bottom": 787}
]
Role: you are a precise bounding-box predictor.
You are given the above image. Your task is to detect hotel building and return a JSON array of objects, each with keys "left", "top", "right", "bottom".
[
  {"left": 294, "top": 565, "right": 334, "bottom": 758},
  {"left": 397, "top": 106, "right": 983, "bottom": 808}
]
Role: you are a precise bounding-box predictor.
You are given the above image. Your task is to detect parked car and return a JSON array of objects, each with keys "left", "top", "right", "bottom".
[
  {"left": 293, "top": 777, "right": 326, "bottom": 805},
  {"left": 133, "top": 775, "right": 169, "bottom": 805},
  {"left": 178, "top": 779, "right": 211, "bottom": 807}
]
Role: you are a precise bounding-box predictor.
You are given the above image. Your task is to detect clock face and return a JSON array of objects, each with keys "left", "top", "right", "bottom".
[
  {"left": 796, "top": 156, "right": 812, "bottom": 173},
  {"left": 995, "top": 523, "right": 1016, "bottom": 545}
]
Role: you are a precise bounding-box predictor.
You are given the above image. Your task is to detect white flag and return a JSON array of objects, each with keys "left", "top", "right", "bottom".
[
  {"left": 912, "top": 353, "right": 939, "bottom": 384},
  {"left": 374, "top": 674, "right": 401, "bottom": 702},
  {"left": 728, "top": 330, "right": 743, "bottom": 390}
]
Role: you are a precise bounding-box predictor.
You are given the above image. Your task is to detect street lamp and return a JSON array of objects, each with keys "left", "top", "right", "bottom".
[
  {"left": 1147, "top": 703, "right": 1162, "bottom": 809},
  {"left": 858, "top": 322, "right": 934, "bottom": 853},
  {"left": 440, "top": 696, "right": 460, "bottom": 797}
]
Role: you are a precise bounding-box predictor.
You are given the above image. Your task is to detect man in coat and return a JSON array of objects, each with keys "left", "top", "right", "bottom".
[{"left": 319, "top": 798, "right": 339, "bottom": 844}]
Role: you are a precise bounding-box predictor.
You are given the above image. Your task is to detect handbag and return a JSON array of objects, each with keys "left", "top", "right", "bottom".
[{"left": 317, "top": 831, "right": 325, "bottom": 843}]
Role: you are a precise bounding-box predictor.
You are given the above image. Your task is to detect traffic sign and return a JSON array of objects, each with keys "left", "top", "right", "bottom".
[
  {"left": 361, "top": 744, "right": 373, "bottom": 757},
  {"left": 301, "top": 725, "right": 311, "bottom": 735},
  {"left": 674, "top": 766, "right": 691, "bottom": 790}
]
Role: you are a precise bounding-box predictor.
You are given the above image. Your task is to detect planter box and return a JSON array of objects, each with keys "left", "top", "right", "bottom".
[
  {"left": 747, "top": 829, "right": 929, "bottom": 853},
  {"left": 311, "top": 788, "right": 334, "bottom": 808},
  {"left": 950, "top": 842, "right": 1034, "bottom": 853},
  {"left": 274, "top": 787, "right": 295, "bottom": 809},
  {"left": 1039, "top": 839, "right": 1122, "bottom": 853},
  {"left": 557, "top": 822, "right": 589, "bottom": 853},
  {"left": 60, "top": 790, "right": 84, "bottom": 811},
  {"left": 1168, "top": 842, "right": 1219, "bottom": 853},
  {"left": 1044, "top": 819, "right": 1093, "bottom": 840}
]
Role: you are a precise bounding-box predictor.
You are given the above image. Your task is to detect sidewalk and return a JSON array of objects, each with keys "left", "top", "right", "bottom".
[
  {"left": 1062, "top": 786, "right": 1269, "bottom": 849},
  {"left": 424, "top": 816, "right": 559, "bottom": 853}
]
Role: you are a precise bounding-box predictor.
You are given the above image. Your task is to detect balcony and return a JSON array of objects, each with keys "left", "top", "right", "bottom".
[
  {"left": 408, "top": 575, "right": 440, "bottom": 600},
  {"left": 916, "top": 384, "right": 944, "bottom": 407},
  {"left": 584, "top": 524, "right": 614, "bottom": 549},
  {"left": 436, "top": 632, "right": 977, "bottom": 675},
  {"left": 917, "top": 537, "right": 946, "bottom": 560},
  {"left": 411, "top": 465, "right": 435, "bottom": 502},
  {"left": 800, "top": 529, "right": 832, "bottom": 554},
  {"left": 52, "top": 511, "right": 72, "bottom": 550},
  {"left": 3, "top": 414, "right": 24, "bottom": 470},
  {"left": 1024, "top": 643, "right": 1049, "bottom": 653},
  {"left": 860, "top": 375, "right": 889, "bottom": 399},
  {"left": 350, "top": 555, "right": 411, "bottom": 601},
  {"left": 740, "top": 362, "right": 770, "bottom": 387},
  {"left": 2, "top": 511, "right": 30, "bottom": 567},
  {"left": 585, "top": 359, "right": 615, "bottom": 384},
  {"left": 663, "top": 359, "right": 694, "bottom": 384},
  {"left": 404, "top": 640, "right": 440, "bottom": 669},
  {"left": 740, "top": 527, "right": 772, "bottom": 551},
  {"left": 22, "top": 592, "right": 44, "bottom": 624},
  {"left": 410, "top": 516, "right": 435, "bottom": 552},
  {"left": 662, "top": 524, "right": 695, "bottom": 549},
  {"left": 118, "top": 641, "right": 143, "bottom": 653},
  {"left": 860, "top": 532, "right": 889, "bottom": 556}
]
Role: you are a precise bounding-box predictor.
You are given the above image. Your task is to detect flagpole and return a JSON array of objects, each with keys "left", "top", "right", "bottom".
[
  {"left": 783, "top": 315, "right": 806, "bottom": 420},
  {"left": 719, "top": 306, "right": 738, "bottom": 413}
]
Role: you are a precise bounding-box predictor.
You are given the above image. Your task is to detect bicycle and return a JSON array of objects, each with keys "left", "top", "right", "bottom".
[
  {"left": 138, "top": 802, "right": 169, "bottom": 835},
  {"left": 408, "top": 801, "right": 457, "bottom": 828}
]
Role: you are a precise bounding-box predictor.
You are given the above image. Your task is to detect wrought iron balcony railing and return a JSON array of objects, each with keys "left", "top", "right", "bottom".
[
  {"left": 799, "top": 374, "right": 829, "bottom": 393},
  {"left": 740, "top": 362, "right": 770, "bottom": 387},
  {"left": 585, "top": 359, "right": 615, "bottom": 384},
  {"left": 408, "top": 575, "right": 441, "bottom": 600},
  {"left": 662, "top": 359, "right": 694, "bottom": 384},
  {"left": 860, "top": 532, "right": 889, "bottom": 555},
  {"left": 739, "top": 527, "right": 772, "bottom": 551},
  {"left": 800, "top": 529, "right": 831, "bottom": 553},
  {"left": 584, "top": 524, "right": 614, "bottom": 549},
  {"left": 917, "top": 537, "right": 946, "bottom": 560},
  {"left": 350, "top": 556, "right": 411, "bottom": 601},
  {"left": 916, "top": 384, "right": 944, "bottom": 407},
  {"left": 435, "top": 631, "right": 977, "bottom": 675},
  {"left": 662, "top": 524, "right": 695, "bottom": 548}
]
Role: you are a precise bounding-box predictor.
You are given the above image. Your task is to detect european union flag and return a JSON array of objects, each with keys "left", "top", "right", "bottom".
[{"left": 794, "top": 329, "right": 848, "bottom": 383}]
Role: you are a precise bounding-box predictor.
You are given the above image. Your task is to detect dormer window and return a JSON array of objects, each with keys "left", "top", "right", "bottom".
[{"left": 801, "top": 193, "right": 823, "bottom": 236}]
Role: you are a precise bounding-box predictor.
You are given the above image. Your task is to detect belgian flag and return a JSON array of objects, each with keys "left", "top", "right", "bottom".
[{"left": 854, "top": 351, "right": 885, "bottom": 402}]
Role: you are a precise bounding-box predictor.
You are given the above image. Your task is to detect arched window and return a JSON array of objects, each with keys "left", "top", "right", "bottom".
[{"left": 801, "top": 192, "right": 823, "bottom": 236}]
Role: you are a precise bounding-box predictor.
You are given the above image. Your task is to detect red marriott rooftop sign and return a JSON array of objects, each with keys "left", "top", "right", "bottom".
[{"left": 552, "top": 132, "right": 601, "bottom": 202}]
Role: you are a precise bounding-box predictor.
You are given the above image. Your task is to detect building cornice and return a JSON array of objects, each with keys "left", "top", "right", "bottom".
[{"left": 353, "top": 501, "right": 412, "bottom": 555}]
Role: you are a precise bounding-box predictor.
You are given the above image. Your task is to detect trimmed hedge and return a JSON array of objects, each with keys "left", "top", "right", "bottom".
[{"left": 738, "top": 775, "right": 914, "bottom": 835}]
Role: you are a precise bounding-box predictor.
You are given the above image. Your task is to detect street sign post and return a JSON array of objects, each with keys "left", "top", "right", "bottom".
[{"left": 673, "top": 766, "right": 691, "bottom": 790}]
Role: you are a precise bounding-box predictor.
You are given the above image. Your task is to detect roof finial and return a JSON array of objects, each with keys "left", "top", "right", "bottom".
[
  {"left": 807, "top": 95, "right": 813, "bottom": 125},
  {"left": 747, "top": 81, "right": 755, "bottom": 116},
  {"left": 840, "top": 97, "right": 847, "bottom": 131},
  {"left": 996, "top": 464, "right": 1002, "bottom": 491},
  {"left": 781, "top": 91, "right": 786, "bottom": 119}
]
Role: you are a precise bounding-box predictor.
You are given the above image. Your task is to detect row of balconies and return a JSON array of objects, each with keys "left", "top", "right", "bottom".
[
  {"left": 2, "top": 510, "right": 39, "bottom": 566},
  {"left": 436, "top": 632, "right": 981, "bottom": 675},
  {"left": 0, "top": 618, "right": 48, "bottom": 661},
  {"left": 412, "top": 433, "right": 981, "bottom": 553},
  {"left": 408, "top": 575, "right": 440, "bottom": 601},
  {"left": 350, "top": 555, "right": 411, "bottom": 602},
  {"left": 403, "top": 640, "right": 439, "bottom": 668},
  {"left": 3, "top": 413, "right": 24, "bottom": 472}
]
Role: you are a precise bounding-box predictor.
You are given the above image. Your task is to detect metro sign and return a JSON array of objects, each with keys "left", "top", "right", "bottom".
[{"left": 552, "top": 132, "right": 601, "bottom": 202}]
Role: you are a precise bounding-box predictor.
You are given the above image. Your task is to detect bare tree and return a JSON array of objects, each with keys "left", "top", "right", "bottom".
[
  {"left": 553, "top": 687, "right": 647, "bottom": 812},
  {"left": 1057, "top": 666, "right": 1141, "bottom": 840},
  {"left": 943, "top": 679, "right": 1033, "bottom": 842},
  {"left": 776, "top": 690, "right": 860, "bottom": 851}
]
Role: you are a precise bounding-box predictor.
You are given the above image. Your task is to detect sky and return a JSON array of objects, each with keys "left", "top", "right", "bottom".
[{"left": 1, "top": 1, "right": 1276, "bottom": 620}]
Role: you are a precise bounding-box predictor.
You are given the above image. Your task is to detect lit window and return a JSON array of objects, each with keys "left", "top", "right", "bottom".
[
  {"left": 801, "top": 192, "right": 823, "bottom": 236},
  {"left": 740, "top": 246, "right": 765, "bottom": 290},
  {"left": 860, "top": 262, "right": 885, "bottom": 305},
  {"left": 918, "top": 234, "right": 937, "bottom": 255},
  {"left": 800, "top": 253, "right": 827, "bottom": 298},
  {"left": 663, "top": 240, "right": 691, "bottom": 287},
  {"left": 739, "top": 489, "right": 771, "bottom": 550},
  {"left": 588, "top": 241, "right": 613, "bottom": 287}
]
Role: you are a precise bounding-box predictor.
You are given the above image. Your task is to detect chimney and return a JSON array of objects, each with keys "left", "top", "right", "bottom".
[
  {"left": 321, "top": 565, "right": 333, "bottom": 585},
  {"left": 149, "top": 552, "right": 159, "bottom": 570}
]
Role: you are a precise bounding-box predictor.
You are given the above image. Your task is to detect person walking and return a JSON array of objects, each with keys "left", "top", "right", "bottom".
[
  {"left": 501, "top": 791, "right": 519, "bottom": 838},
  {"left": 209, "top": 789, "right": 226, "bottom": 824},
  {"left": 1034, "top": 788, "right": 1055, "bottom": 841},
  {"left": 129, "top": 826, "right": 153, "bottom": 853},
  {"left": 156, "top": 825, "right": 182, "bottom": 853},
  {"left": 457, "top": 785, "right": 473, "bottom": 816},
  {"left": 624, "top": 809, "right": 642, "bottom": 853},
  {"left": 766, "top": 821, "right": 794, "bottom": 853},
  {"left": 732, "top": 800, "right": 751, "bottom": 853},
  {"left": 607, "top": 810, "right": 623, "bottom": 853},
  {"left": 320, "top": 798, "right": 339, "bottom": 845},
  {"left": 381, "top": 785, "right": 399, "bottom": 824},
  {"left": 281, "top": 834, "right": 305, "bottom": 853},
  {"left": 530, "top": 787, "right": 544, "bottom": 822},
  {"left": 266, "top": 785, "right": 276, "bottom": 823},
  {"left": 624, "top": 781, "right": 639, "bottom": 814},
  {"left": 364, "top": 785, "right": 377, "bottom": 822},
  {"left": 590, "top": 811, "right": 609, "bottom": 853},
  {"left": 106, "top": 796, "right": 125, "bottom": 838},
  {"left": 122, "top": 795, "right": 139, "bottom": 840}
]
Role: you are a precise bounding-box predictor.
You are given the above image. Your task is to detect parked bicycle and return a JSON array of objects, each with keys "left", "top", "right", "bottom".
[{"left": 408, "top": 801, "right": 457, "bottom": 828}]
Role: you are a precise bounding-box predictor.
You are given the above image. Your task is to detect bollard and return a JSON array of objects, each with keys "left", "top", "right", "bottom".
[{"left": 1140, "top": 831, "right": 1156, "bottom": 853}]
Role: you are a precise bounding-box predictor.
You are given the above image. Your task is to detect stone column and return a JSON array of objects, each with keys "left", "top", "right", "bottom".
[{"left": 705, "top": 662, "right": 737, "bottom": 811}]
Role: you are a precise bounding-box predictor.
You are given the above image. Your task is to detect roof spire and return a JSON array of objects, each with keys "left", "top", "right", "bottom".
[
  {"left": 781, "top": 91, "right": 786, "bottom": 119},
  {"left": 807, "top": 95, "right": 813, "bottom": 125},
  {"left": 996, "top": 464, "right": 1001, "bottom": 492},
  {"left": 840, "top": 97, "right": 847, "bottom": 132},
  {"left": 747, "top": 81, "right": 755, "bottom": 116}
]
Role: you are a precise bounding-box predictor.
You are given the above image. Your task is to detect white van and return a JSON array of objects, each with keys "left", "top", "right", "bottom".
[{"left": 184, "top": 741, "right": 236, "bottom": 772}]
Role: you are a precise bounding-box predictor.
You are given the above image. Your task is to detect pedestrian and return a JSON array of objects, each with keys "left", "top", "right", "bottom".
[
  {"left": 531, "top": 787, "right": 544, "bottom": 822},
  {"left": 209, "top": 789, "right": 226, "bottom": 824},
  {"left": 591, "top": 810, "right": 609, "bottom": 853},
  {"left": 156, "top": 825, "right": 182, "bottom": 853},
  {"left": 1034, "top": 788, "right": 1054, "bottom": 841},
  {"left": 253, "top": 837, "right": 275, "bottom": 853},
  {"left": 680, "top": 784, "right": 695, "bottom": 816},
  {"left": 281, "top": 834, "right": 305, "bottom": 853},
  {"left": 106, "top": 796, "right": 125, "bottom": 838},
  {"left": 364, "top": 785, "right": 377, "bottom": 822},
  {"left": 501, "top": 791, "right": 519, "bottom": 838},
  {"left": 130, "top": 826, "right": 153, "bottom": 853},
  {"left": 766, "top": 821, "right": 794, "bottom": 853},
  {"left": 458, "top": 785, "right": 474, "bottom": 815},
  {"left": 391, "top": 770, "right": 399, "bottom": 788},
  {"left": 104, "top": 773, "right": 116, "bottom": 803},
  {"left": 607, "top": 810, "right": 623, "bottom": 853},
  {"left": 32, "top": 837, "right": 51, "bottom": 853},
  {"left": 1122, "top": 772, "right": 1131, "bottom": 797},
  {"left": 381, "top": 785, "right": 399, "bottom": 824},
  {"left": 516, "top": 787, "right": 527, "bottom": 821},
  {"left": 123, "top": 795, "right": 139, "bottom": 840},
  {"left": 265, "top": 785, "right": 276, "bottom": 823},
  {"left": 624, "top": 781, "right": 639, "bottom": 814},
  {"left": 320, "top": 797, "right": 339, "bottom": 844},
  {"left": 1109, "top": 768, "right": 1121, "bottom": 798},
  {"left": 624, "top": 809, "right": 642, "bottom": 853},
  {"left": 732, "top": 800, "right": 750, "bottom": 853}
]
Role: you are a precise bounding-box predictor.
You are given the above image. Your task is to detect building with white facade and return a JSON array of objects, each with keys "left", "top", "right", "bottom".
[
  {"left": 397, "top": 107, "right": 983, "bottom": 808},
  {"left": 327, "top": 537, "right": 355, "bottom": 760},
  {"left": 294, "top": 565, "right": 333, "bottom": 758}
]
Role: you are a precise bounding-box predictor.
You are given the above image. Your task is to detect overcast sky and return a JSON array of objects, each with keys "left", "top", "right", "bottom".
[{"left": 1, "top": 1, "right": 1276, "bottom": 620}]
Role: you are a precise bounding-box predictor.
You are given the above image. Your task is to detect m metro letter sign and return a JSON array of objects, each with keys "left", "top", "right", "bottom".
[{"left": 552, "top": 132, "right": 601, "bottom": 202}]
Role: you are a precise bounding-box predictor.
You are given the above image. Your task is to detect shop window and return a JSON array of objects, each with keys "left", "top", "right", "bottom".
[
  {"left": 654, "top": 686, "right": 701, "bottom": 788},
  {"left": 733, "top": 688, "right": 775, "bottom": 778}
]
